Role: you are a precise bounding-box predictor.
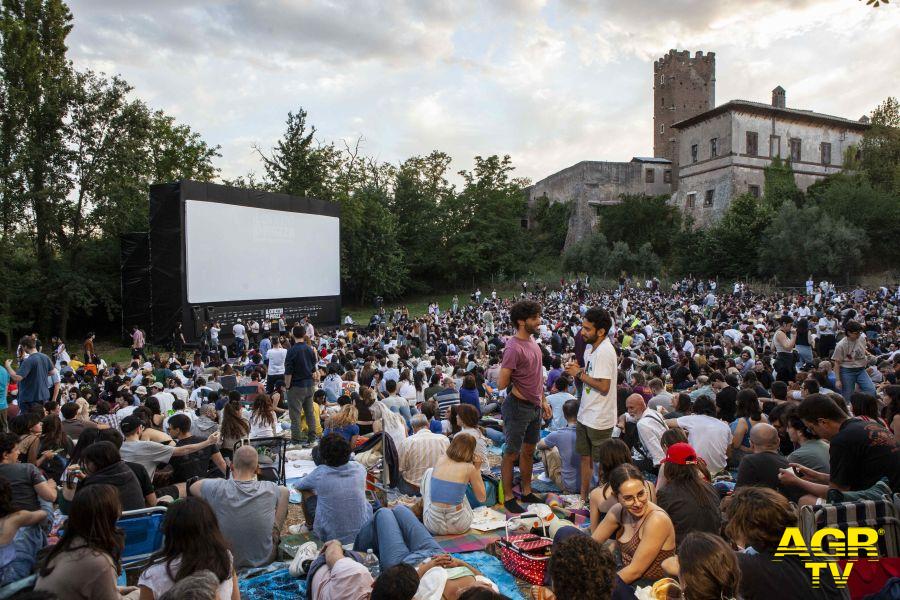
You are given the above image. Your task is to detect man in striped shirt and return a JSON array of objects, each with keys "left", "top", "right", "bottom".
[
  {"left": 433, "top": 377, "right": 461, "bottom": 419},
  {"left": 397, "top": 414, "right": 450, "bottom": 495}
]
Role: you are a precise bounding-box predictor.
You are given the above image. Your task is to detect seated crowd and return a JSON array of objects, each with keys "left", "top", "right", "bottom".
[{"left": 0, "top": 278, "right": 898, "bottom": 600}]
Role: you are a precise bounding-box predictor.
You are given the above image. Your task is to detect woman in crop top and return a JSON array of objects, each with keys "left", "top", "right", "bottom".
[
  {"left": 591, "top": 464, "right": 676, "bottom": 588},
  {"left": 421, "top": 433, "right": 486, "bottom": 536}
]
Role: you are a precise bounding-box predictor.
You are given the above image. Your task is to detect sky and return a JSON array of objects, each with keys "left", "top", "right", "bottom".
[{"left": 66, "top": 0, "right": 899, "bottom": 187}]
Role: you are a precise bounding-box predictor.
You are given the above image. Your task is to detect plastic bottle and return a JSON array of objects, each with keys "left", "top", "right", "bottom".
[{"left": 365, "top": 549, "right": 380, "bottom": 578}]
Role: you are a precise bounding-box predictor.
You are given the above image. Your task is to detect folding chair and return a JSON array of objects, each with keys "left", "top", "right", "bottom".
[
  {"left": 119, "top": 506, "right": 168, "bottom": 570},
  {"left": 799, "top": 494, "right": 900, "bottom": 558},
  {"left": 234, "top": 437, "right": 288, "bottom": 485},
  {"left": 234, "top": 385, "right": 260, "bottom": 406}
]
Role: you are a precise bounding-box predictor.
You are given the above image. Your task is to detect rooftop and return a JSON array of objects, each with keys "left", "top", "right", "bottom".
[
  {"left": 631, "top": 156, "right": 672, "bottom": 164},
  {"left": 671, "top": 99, "right": 870, "bottom": 131}
]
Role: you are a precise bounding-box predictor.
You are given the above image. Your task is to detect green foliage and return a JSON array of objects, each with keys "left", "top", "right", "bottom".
[
  {"left": 758, "top": 203, "right": 866, "bottom": 282},
  {"left": 597, "top": 195, "right": 682, "bottom": 258},
  {"left": 0, "top": 1, "right": 220, "bottom": 343},
  {"left": 340, "top": 185, "right": 408, "bottom": 303},
  {"left": 257, "top": 109, "right": 337, "bottom": 201},
  {"left": 699, "top": 194, "right": 772, "bottom": 280},
  {"left": 860, "top": 96, "right": 900, "bottom": 194},
  {"left": 445, "top": 155, "right": 530, "bottom": 283},
  {"left": 391, "top": 151, "right": 453, "bottom": 292},
  {"left": 528, "top": 195, "right": 570, "bottom": 256},
  {"left": 806, "top": 173, "right": 900, "bottom": 270},
  {"left": 764, "top": 156, "right": 803, "bottom": 209}
]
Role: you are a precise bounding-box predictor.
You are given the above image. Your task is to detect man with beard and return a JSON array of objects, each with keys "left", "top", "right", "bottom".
[
  {"left": 566, "top": 307, "right": 617, "bottom": 501},
  {"left": 498, "top": 300, "right": 551, "bottom": 513}
]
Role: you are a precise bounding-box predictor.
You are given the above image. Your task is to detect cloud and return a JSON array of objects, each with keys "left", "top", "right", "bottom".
[{"left": 64, "top": 0, "right": 900, "bottom": 187}]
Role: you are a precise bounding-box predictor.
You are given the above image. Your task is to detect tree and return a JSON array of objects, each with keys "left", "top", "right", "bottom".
[
  {"left": 597, "top": 194, "right": 682, "bottom": 259},
  {"left": 807, "top": 173, "right": 900, "bottom": 270},
  {"left": 0, "top": 0, "right": 75, "bottom": 335},
  {"left": 391, "top": 151, "right": 453, "bottom": 292},
  {"left": 562, "top": 231, "right": 609, "bottom": 276},
  {"left": 759, "top": 203, "right": 866, "bottom": 283},
  {"left": 763, "top": 156, "right": 803, "bottom": 209},
  {"left": 860, "top": 96, "right": 900, "bottom": 194},
  {"left": 528, "top": 195, "right": 570, "bottom": 257},
  {"left": 701, "top": 194, "right": 772, "bottom": 280},
  {"left": 340, "top": 185, "right": 407, "bottom": 303},
  {"left": 258, "top": 108, "right": 336, "bottom": 200},
  {"left": 446, "top": 155, "right": 530, "bottom": 284}
]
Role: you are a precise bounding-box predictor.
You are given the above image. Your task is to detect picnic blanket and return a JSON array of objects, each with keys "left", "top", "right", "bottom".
[
  {"left": 435, "top": 529, "right": 503, "bottom": 553},
  {"left": 451, "top": 551, "right": 525, "bottom": 600},
  {"left": 238, "top": 553, "right": 524, "bottom": 600},
  {"left": 239, "top": 568, "right": 305, "bottom": 600}
]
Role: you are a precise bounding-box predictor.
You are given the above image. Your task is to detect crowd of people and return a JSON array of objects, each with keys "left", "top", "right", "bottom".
[{"left": 0, "top": 276, "right": 899, "bottom": 599}]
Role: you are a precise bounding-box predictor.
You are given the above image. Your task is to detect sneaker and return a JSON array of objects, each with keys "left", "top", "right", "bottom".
[
  {"left": 519, "top": 492, "right": 542, "bottom": 504},
  {"left": 504, "top": 499, "right": 526, "bottom": 514},
  {"left": 289, "top": 541, "right": 319, "bottom": 578}
]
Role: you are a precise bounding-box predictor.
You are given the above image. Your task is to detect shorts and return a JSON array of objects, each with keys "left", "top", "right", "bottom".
[
  {"left": 576, "top": 422, "right": 612, "bottom": 462},
  {"left": 501, "top": 396, "right": 541, "bottom": 455}
]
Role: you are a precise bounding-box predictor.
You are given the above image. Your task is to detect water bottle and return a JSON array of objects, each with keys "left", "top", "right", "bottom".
[{"left": 365, "top": 549, "right": 380, "bottom": 578}]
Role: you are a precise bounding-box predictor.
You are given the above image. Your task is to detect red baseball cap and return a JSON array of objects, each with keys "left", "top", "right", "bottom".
[{"left": 661, "top": 442, "right": 699, "bottom": 465}]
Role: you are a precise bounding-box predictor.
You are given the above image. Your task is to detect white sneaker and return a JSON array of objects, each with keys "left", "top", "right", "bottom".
[{"left": 289, "top": 541, "right": 319, "bottom": 578}]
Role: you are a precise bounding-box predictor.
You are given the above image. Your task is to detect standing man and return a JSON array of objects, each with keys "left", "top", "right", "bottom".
[
  {"left": 285, "top": 326, "right": 318, "bottom": 444},
  {"left": 131, "top": 325, "right": 145, "bottom": 360},
  {"left": 233, "top": 319, "right": 247, "bottom": 354},
  {"left": 498, "top": 300, "right": 551, "bottom": 513},
  {"left": 565, "top": 308, "right": 617, "bottom": 501},
  {"left": 5, "top": 336, "right": 55, "bottom": 415}
]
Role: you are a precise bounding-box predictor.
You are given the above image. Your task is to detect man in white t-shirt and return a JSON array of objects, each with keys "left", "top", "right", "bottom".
[
  {"left": 233, "top": 319, "right": 246, "bottom": 354},
  {"left": 565, "top": 307, "right": 617, "bottom": 500},
  {"left": 666, "top": 396, "right": 731, "bottom": 475},
  {"left": 149, "top": 382, "right": 176, "bottom": 414},
  {"left": 265, "top": 337, "right": 288, "bottom": 393}
]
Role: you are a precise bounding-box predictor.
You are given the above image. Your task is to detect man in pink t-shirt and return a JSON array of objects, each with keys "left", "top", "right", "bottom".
[{"left": 498, "top": 300, "right": 552, "bottom": 513}]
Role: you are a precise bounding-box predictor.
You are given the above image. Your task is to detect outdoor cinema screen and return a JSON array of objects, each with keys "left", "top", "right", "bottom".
[{"left": 183, "top": 199, "right": 340, "bottom": 304}]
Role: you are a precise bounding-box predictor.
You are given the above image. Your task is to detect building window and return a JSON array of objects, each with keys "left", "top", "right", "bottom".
[
  {"left": 710, "top": 138, "right": 718, "bottom": 158},
  {"left": 704, "top": 189, "right": 714, "bottom": 207},
  {"left": 821, "top": 142, "right": 832, "bottom": 165},
  {"left": 663, "top": 170, "right": 672, "bottom": 183},
  {"left": 691, "top": 144, "right": 698, "bottom": 163},
  {"left": 686, "top": 193, "right": 696, "bottom": 209},
  {"left": 749, "top": 184, "right": 760, "bottom": 198},
  {"left": 645, "top": 169, "right": 655, "bottom": 183},
  {"left": 660, "top": 97, "right": 665, "bottom": 106},
  {"left": 659, "top": 73, "right": 665, "bottom": 85},
  {"left": 790, "top": 138, "right": 802, "bottom": 162},
  {"left": 746, "top": 131, "right": 758, "bottom": 156},
  {"left": 659, "top": 124, "right": 665, "bottom": 135},
  {"left": 520, "top": 219, "right": 529, "bottom": 229},
  {"left": 770, "top": 135, "right": 781, "bottom": 158}
]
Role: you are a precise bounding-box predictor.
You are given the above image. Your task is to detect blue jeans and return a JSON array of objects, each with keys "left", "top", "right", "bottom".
[
  {"left": 354, "top": 506, "right": 442, "bottom": 571},
  {"left": 840, "top": 367, "right": 877, "bottom": 402},
  {"left": 484, "top": 427, "right": 505, "bottom": 446},
  {"left": 796, "top": 345, "right": 813, "bottom": 370},
  {"left": 2, "top": 524, "right": 46, "bottom": 584}
]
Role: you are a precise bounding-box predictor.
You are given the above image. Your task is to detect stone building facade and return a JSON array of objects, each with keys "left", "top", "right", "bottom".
[
  {"left": 670, "top": 87, "right": 869, "bottom": 225},
  {"left": 527, "top": 157, "right": 672, "bottom": 249},
  {"left": 653, "top": 50, "right": 716, "bottom": 183}
]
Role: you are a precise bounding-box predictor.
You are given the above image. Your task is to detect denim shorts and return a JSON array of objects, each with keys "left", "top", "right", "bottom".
[{"left": 501, "top": 396, "right": 541, "bottom": 455}]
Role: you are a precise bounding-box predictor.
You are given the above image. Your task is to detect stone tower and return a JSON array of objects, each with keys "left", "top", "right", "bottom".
[{"left": 653, "top": 50, "right": 715, "bottom": 186}]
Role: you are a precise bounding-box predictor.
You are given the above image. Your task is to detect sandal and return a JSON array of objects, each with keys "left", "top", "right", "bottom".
[{"left": 530, "top": 585, "right": 556, "bottom": 600}]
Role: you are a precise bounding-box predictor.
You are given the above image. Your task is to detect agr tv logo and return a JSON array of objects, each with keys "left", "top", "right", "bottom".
[{"left": 774, "top": 527, "right": 881, "bottom": 587}]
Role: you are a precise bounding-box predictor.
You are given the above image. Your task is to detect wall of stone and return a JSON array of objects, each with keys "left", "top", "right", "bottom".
[{"left": 528, "top": 160, "right": 672, "bottom": 250}]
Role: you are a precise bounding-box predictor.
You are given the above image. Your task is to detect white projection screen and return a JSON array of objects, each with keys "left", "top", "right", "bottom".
[{"left": 183, "top": 199, "right": 340, "bottom": 304}]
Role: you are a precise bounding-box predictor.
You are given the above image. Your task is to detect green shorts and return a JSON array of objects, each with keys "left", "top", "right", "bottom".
[{"left": 575, "top": 422, "right": 613, "bottom": 462}]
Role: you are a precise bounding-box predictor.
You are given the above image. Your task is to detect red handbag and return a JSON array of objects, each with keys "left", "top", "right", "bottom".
[{"left": 498, "top": 513, "right": 553, "bottom": 585}]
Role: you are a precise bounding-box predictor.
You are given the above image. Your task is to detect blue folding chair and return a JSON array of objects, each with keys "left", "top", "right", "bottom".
[{"left": 119, "top": 506, "right": 167, "bottom": 570}]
